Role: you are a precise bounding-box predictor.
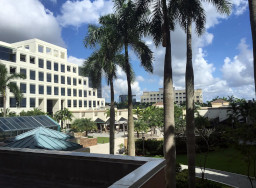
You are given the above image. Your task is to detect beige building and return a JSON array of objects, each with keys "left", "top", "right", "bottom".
[
  {"left": 211, "top": 99, "right": 230, "bottom": 108},
  {"left": 141, "top": 88, "right": 203, "bottom": 104}
]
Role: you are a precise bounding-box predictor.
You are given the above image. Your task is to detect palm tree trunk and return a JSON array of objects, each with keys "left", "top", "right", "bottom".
[
  {"left": 110, "top": 79, "right": 115, "bottom": 154},
  {"left": 125, "top": 43, "right": 135, "bottom": 156},
  {"left": 3, "top": 89, "right": 6, "bottom": 117},
  {"left": 248, "top": 0, "right": 256, "bottom": 97},
  {"left": 162, "top": 0, "right": 176, "bottom": 187},
  {"left": 186, "top": 19, "right": 196, "bottom": 188}
]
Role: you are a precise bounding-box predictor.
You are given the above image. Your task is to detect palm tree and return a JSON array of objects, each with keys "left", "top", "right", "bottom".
[
  {"left": 0, "top": 63, "right": 25, "bottom": 117},
  {"left": 173, "top": 0, "right": 230, "bottom": 186},
  {"left": 248, "top": 0, "right": 256, "bottom": 97},
  {"left": 83, "top": 15, "right": 127, "bottom": 154},
  {"left": 54, "top": 108, "right": 73, "bottom": 129},
  {"left": 135, "top": 0, "right": 176, "bottom": 186},
  {"left": 113, "top": 0, "right": 153, "bottom": 156},
  {"left": 71, "top": 118, "right": 97, "bottom": 136}
]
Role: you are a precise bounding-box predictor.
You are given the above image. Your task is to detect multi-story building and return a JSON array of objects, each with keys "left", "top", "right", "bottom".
[
  {"left": 119, "top": 95, "right": 136, "bottom": 103},
  {"left": 0, "top": 39, "right": 105, "bottom": 115},
  {"left": 141, "top": 88, "right": 203, "bottom": 104}
]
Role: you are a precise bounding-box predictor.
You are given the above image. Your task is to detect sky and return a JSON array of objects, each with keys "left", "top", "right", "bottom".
[{"left": 0, "top": 0, "right": 254, "bottom": 102}]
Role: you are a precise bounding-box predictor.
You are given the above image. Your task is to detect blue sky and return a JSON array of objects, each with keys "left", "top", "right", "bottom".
[{"left": 0, "top": 0, "right": 253, "bottom": 102}]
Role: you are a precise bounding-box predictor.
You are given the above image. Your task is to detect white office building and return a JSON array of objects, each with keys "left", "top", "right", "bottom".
[
  {"left": 141, "top": 88, "right": 203, "bottom": 104},
  {"left": 0, "top": 38, "right": 105, "bottom": 115}
]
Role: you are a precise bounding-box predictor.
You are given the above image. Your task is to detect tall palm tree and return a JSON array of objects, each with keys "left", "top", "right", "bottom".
[
  {"left": 248, "top": 0, "right": 256, "bottom": 97},
  {"left": 54, "top": 108, "right": 73, "bottom": 129},
  {"left": 83, "top": 15, "right": 127, "bottom": 154},
  {"left": 136, "top": 0, "right": 176, "bottom": 186},
  {"left": 0, "top": 63, "right": 25, "bottom": 117},
  {"left": 173, "top": 0, "right": 230, "bottom": 187},
  {"left": 113, "top": 0, "right": 153, "bottom": 156}
]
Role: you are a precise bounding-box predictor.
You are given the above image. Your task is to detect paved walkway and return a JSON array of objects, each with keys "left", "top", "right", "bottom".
[{"left": 181, "top": 165, "right": 256, "bottom": 188}]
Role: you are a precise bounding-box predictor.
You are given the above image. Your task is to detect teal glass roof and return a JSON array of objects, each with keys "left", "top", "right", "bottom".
[
  {"left": 0, "top": 115, "right": 60, "bottom": 132},
  {"left": 5, "top": 127, "right": 82, "bottom": 151}
]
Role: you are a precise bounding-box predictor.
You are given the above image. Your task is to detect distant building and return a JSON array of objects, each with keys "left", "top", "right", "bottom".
[
  {"left": 211, "top": 99, "right": 230, "bottom": 108},
  {"left": 119, "top": 95, "right": 136, "bottom": 103},
  {"left": 152, "top": 102, "right": 164, "bottom": 108},
  {"left": 141, "top": 88, "right": 203, "bottom": 104}
]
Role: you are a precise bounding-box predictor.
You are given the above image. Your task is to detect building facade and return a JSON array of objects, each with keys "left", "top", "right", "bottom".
[
  {"left": 0, "top": 39, "right": 105, "bottom": 115},
  {"left": 141, "top": 88, "right": 203, "bottom": 104}
]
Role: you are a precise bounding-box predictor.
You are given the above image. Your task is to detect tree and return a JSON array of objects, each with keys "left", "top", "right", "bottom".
[
  {"left": 172, "top": 0, "right": 230, "bottom": 186},
  {"left": 71, "top": 118, "right": 97, "bottom": 136},
  {"left": 135, "top": 0, "right": 176, "bottom": 185},
  {"left": 113, "top": 0, "right": 153, "bottom": 156},
  {"left": 20, "top": 108, "right": 46, "bottom": 116},
  {"left": 248, "top": 0, "right": 256, "bottom": 97},
  {"left": 54, "top": 108, "right": 73, "bottom": 129},
  {"left": 0, "top": 64, "right": 25, "bottom": 117},
  {"left": 134, "top": 120, "right": 149, "bottom": 138},
  {"left": 83, "top": 15, "right": 127, "bottom": 154}
]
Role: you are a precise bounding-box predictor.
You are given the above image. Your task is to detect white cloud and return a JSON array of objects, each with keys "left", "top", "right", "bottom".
[
  {"left": 221, "top": 39, "right": 254, "bottom": 87},
  {"left": 48, "top": 0, "right": 57, "bottom": 4},
  {"left": 136, "top": 76, "right": 145, "bottom": 82},
  {"left": 67, "top": 56, "right": 85, "bottom": 66},
  {"left": 57, "top": 0, "right": 113, "bottom": 27},
  {"left": 0, "top": 0, "right": 64, "bottom": 46},
  {"left": 230, "top": 0, "right": 248, "bottom": 15}
]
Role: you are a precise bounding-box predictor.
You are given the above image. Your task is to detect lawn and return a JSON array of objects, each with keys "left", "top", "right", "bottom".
[
  {"left": 177, "top": 146, "right": 253, "bottom": 176},
  {"left": 97, "top": 137, "right": 109, "bottom": 144}
]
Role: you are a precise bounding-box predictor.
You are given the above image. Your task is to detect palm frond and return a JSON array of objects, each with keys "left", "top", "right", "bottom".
[
  {"left": 7, "top": 82, "right": 23, "bottom": 103},
  {"left": 206, "top": 0, "right": 231, "bottom": 14},
  {"left": 7, "top": 73, "right": 26, "bottom": 83}
]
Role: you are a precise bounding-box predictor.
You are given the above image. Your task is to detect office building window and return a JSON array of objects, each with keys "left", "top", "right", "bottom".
[
  {"left": 84, "top": 100, "right": 87, "bottom": 107},
  {"left": 38, "top": 59, "right": 44, "bottom": 68},
  {"left": 73, "top": 67, "right": 76, "bottom": 73},
  {"left": 47, "top": 61, "right": 51, "bottom": 70},
  {"left": 79, "top": 90, "right": 82, "bottom": 97},
  {"left": 20, "top": 68, "right": 26, "bottom": 77},
  {"left": 38, "top": 45, "right": 44, "bottom": 53},
  {"left": 54, "top": 75, "right": 58, "bottom": 83},
  {"left": 67, "top": 89, "right": 71, "bottom": 96},
  {"left": 20, "top": 98, "right": 26, "bottom": 108},
  {"left": 97, "top": 101, "right": 100, "bottom": 106},
  {"left": 20, "top": 54, "right": 26, "bottom": 62},
  {"left": 89, "top": 101, "right": 92, "bottom": 107},
  {"left": 39, "top": 85, "right": 44, "bottom": 94},
  {"left": 93, "top": 101, "right": 96, "bottom": 107},
  {"left": 73, "top": 78, "right": 77, "bottom": 86},
  {"left": 67, "top": 66, "right": 71, "bottom": 72},
  {"left": 10, "top": 98, "right": 17, "bottom": 107},
  {"left": 54, "top": 87, "right": 59, "bottom": 95},
  {"left": 30, "top": 98, "right": 35, "bottom": 107},
  {"left": 61, "top": 88, "right": 65, "bottom": 96},
  {"left": 30, "top": 84, "right": 35, "bottom": 94},
  {"left": 89, "top": 91, "right": 91, "bottom": 96},
  {"left": 47, "top": 86, "right": 51, "bottom": 95},
  {"left": 20, "top": 83, "right": 26, "bottom": 93},
  {"left": 61, "top": 76, "right": 65, "bottom": 84},
  {"left": 79, "top": 79, "right": 82, "bottom": 84},
  {"left": 46, "top": 47, "right": 51, "bottom": 54},
  {"left": 54, "top": 62, "right": 58, "bottom": 71},
  {"left": 67, "top": 77, "right": 71, "bottom": 85},
  {"left": 30, "top": 70, "right": 35, "bottom": 80},
  {"left": 73, "top": 100, "right": 77, "bottom": 107},
  {"left": 84, "top": 80, "right": 86, "bottom": 85},
  {"left": 68, "top": 100, "right": 71, "bottom": 107},
  {"left": 39, "top": 72, "right": 44, "bottom": 81},
  {"left": 47, "top": 73, "right": 51, "bottom": 82},
  {"left": 93, "top": 91, "right": 95, "bottom": 96},
  {"left": 30, "top": 56, "right": 35, "bottom": 64},
  {"left": 10, "top": 67, "right": 16, "bottom": 74},
  {"left": 79, "top": 100, "right": 82, "bottom": 107},
  {"left": 61, "top": 64, "right": 65, "bottom": 73},
  {"left": 84, "top": 90, "right": 87, "bottom": 97},
  {"left": 73, "top": 89, "right": 77, "bottom": 97}
]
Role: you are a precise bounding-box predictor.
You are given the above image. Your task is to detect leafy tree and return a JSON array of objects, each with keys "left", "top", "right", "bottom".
[
  {"left": 20, "top": 108, "right": 46, "bottom": 116},
  {"left": 173, "top": 0, "right": 230, "bottom": 186},
  {"left": 54, "top": 108, "right": 73, "bottom": 129},
  {"left": 113, "top": 0, "right": 153, "bottom": 156},
  {"left": 0, "top": 64, "right": 25, "bottom": 117},
  {"left": 71, "top": 118, "right": 97, "bottom": 136},
  {"left": 0, "top": 108, "right": 16, "bottom": 117},
  {"left": 248, "top": 0, "right": 256, "bottom": 97},
  {"left": 134, "top": 120, "right": 149, "bottom": 138},
  {"left": 83, "top": 14, "right": 127, "bottom": 154}
]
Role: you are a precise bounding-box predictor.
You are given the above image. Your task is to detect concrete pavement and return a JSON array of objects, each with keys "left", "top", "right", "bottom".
[{"left": 181, "top": 165, "right": 256, "bottom": 188}]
